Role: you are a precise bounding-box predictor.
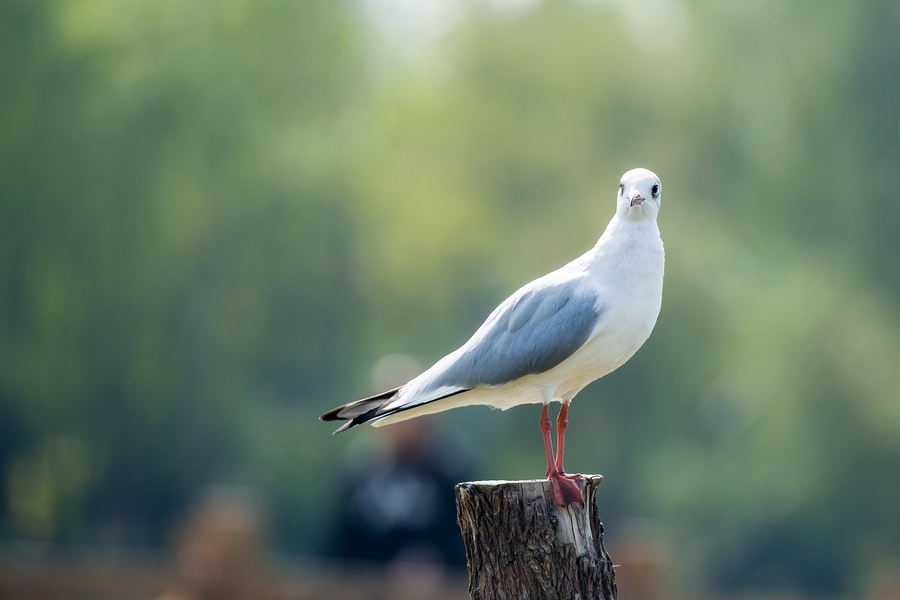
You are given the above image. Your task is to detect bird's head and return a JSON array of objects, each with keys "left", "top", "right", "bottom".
[{"left": 616, "top": 168, "right": 661, "bottom": 221}]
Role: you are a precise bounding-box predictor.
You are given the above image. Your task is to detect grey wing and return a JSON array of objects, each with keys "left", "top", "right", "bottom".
[{"left": 431, "top": 283, "right": 603, "bottom": 390}]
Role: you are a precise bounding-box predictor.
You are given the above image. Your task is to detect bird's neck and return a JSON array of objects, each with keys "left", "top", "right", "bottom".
[
  {"left": 593, "top": 215, "right": 659, "bottom": 252},
  {"left": 581, "top": 214, "right": 663, "bottom": 276}
]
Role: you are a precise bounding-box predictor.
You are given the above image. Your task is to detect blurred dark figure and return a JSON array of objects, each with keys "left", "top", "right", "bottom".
[
  {"left": 327, "top": 417, "right": 469, "bottom": 577},
  {"left": 158, "top": 488, "right": 268, "bottom": 600}
]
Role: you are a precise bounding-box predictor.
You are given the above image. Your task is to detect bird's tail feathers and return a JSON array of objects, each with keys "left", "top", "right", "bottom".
[
  {"left": 320, "top": 387, "right": 400, "bottom": 434},
  {"left": 370, "top": 390, "right": 478, "bottom": 427},
  {"left": 320, "top": 386, "right": 473, "bottom": 434}
]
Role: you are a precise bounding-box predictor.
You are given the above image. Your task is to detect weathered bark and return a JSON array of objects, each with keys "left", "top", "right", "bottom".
[{"left": 455, "top": 476, "right": 616, "bottom": 600}]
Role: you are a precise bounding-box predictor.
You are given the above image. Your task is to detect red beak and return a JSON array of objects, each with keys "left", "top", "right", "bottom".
[{"left": 630, "top": 194, "right": 644, "bottom": 207}]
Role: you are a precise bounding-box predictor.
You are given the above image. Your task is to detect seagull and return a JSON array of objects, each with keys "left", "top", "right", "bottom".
[{"left": 321, "top": 168, "right": 665, "bottom": 506}]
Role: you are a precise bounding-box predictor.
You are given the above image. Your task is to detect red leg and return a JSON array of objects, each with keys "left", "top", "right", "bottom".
[
  {"left": 540, "top": 404, "right": 584, "bottom": 507},
  {"left": 555, "top": 401, "right": 585, "bottom": 499},
  {"left": 555, "top": 401, "right": 569, "bottom": 473},
  {"left": 540, "top": 404, "right": 555, "bottom": 477}
]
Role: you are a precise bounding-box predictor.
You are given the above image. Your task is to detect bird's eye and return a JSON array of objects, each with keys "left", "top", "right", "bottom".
[
  {"left": 619, "top": 182, "right": 624, "bottom": 193},
  {"left": 651, "top": 183, "right": 660, "bottom": 198}
]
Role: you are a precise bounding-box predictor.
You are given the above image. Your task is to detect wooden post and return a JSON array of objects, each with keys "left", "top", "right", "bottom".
[{"left": 455, "top": 475, "right": 616, "bottom": 600}]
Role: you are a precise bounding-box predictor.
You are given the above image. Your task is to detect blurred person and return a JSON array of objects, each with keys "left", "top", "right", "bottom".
[
  {"left": 325, "top": 416, "right": 469, "bottom": 575},
  {"left": 157, "top": 488, "right": 267, "bottom": 600},
  {"left": 322, "top": 354, "right": 471, "bottom": 599}
]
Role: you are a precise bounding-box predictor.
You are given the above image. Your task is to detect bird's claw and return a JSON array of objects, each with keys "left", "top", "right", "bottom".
[{"left": 550, "top": 473, "right": 585, "bottom": 507}]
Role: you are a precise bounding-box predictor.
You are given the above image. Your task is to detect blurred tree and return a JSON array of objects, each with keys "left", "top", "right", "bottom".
[{"left": 0, "top": 0, "right": 368, "bottom": 545}]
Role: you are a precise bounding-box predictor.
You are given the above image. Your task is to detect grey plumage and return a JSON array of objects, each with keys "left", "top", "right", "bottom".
[
  {"left": 430, "top": 285, "right": 603, "bottom": 390},
  {"left": 320, "top": 285, "right": 602, "bottom": 430}
]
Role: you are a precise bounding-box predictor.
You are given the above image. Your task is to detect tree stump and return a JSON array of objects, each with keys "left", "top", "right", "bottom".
[{"left": 455, "top": 476, "right": 616, "bottom": 600}]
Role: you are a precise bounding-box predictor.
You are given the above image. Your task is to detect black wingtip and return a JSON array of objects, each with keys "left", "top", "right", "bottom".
[
  {"left": 321, "top": 386, "right": 403, "bottom": 427},
  {"left": 320, "top": 409, "right": 340, "bottom": 422},
  {"left": 332, "top": 421, "right": 354, "bottom": 435}
]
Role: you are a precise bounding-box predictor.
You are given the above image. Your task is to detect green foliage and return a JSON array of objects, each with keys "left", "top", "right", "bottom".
[
  {"left": 0, "top": 0, "right": 368, "bottom": 544},
  {"left": 1, "top": 0, "right": 899, "bottom": 595}
]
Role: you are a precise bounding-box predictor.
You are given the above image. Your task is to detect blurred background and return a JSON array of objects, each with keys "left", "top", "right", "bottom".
[{"left": 1, "top": 0, "right": 900, "bottom": 598}]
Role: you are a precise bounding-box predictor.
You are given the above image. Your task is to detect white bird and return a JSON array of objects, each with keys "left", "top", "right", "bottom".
[{"left": 322, "top": 168, "right": 665, "bottom": 506}]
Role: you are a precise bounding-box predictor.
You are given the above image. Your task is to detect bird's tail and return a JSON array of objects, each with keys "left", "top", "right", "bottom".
[
  {"left": 319, "top": 387, "right": 402, "bottom": 434},
  {"left": 320, "top": 385, "right": 479, "bottom": 434}
]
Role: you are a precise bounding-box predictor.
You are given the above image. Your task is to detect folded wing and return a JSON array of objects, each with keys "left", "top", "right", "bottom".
[{"left": 322, "top": 279, "right": 603, "bottom": 432}]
